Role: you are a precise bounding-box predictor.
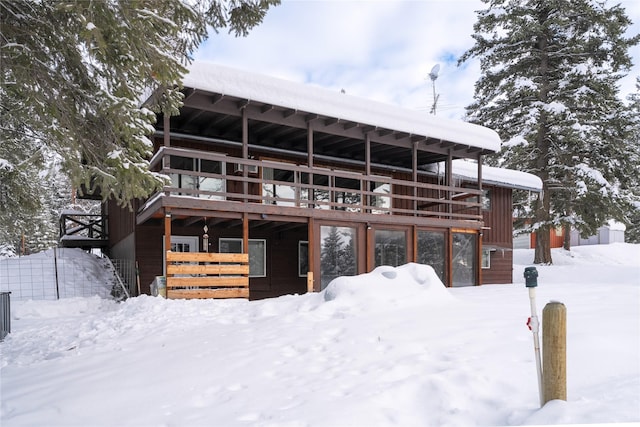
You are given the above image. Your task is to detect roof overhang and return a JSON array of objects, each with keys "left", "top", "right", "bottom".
[{"left": 177, "top": 62, "right": 502, "bottom": 154}]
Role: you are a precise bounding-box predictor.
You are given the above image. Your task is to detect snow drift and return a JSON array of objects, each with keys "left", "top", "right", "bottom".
[{"left": 0, "top": 244, "right": 638, "bottom": 426}]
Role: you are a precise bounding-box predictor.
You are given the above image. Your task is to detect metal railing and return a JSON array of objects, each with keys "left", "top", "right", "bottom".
[
  {"left": 0, "top": 292, "right": 10, "bottom": 342},
  {"left": 59, "top": 212, "right": 107, "bottom": 244},
  {"left": 148, "top": 146, "right": 483, "bottom": 221},
  {"left": 0, "top": 250, "right": 135, "bottom": 301}
]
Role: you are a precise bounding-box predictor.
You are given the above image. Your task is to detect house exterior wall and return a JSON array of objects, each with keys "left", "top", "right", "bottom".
[
  {"left": 104, "top": 73, "right": 533, "bottom": 299},
  {"left": 108, "top": 146, "right": 520, "bottom": 296},
  {"left": 107, "top": 199, "right": 137, "bottom": 247},
  {"left": 481, "top": 186, "right": 514, "bottom": 284}
]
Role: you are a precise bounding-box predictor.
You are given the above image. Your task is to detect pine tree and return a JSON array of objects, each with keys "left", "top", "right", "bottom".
[
  {"left": 1, "top": 0, "right": 278, "bottom": 253},
  {"left": 0, "top": 137, "right": 43, "bottom": 255},
  {"left": 459, "top": 0, "right": 640, "bottom": 263},
  {"left": 321, "top": 227, "right": 344, "bottom": 281},
  {"left": 337, "top": 229, "right": 357, "bottom": 276},
  {"left": 624, "top": 77, "right": 640, "bottom": 243}
]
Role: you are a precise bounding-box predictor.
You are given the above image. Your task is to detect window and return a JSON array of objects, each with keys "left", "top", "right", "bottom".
[
  {"left": 452, "top": 232, "right": 477, "bottom": 287},
  {"left": 370, "top": 178, "right": 391, "bottom": 214},
  {"left": 198, "top": 159, "right": 225, "bottom": 200},
  {"left": 219, "top": 238, "right": 266, "bottom": 277},
  {"left": 262, "top": 167, "right": 296, "bottom": 206},
  {"left": 300, "top": 172, "right": 330, "bottom": 209},
  {"left": 162, "top": 235, "right": 199, "bottom": 276},
  {"left": 170, "top": 156, "right": 197, "bottom": 194},
  {"left": 482, "top": 189, "right": 492, "bottom": 211},
  {"left": 417, "top": 230, "right": 446, "bottom": 282},
  {"left": 334, "top": 176, "right": 361, "bottom": 212},
  {"left": 169, "top": 155, "right": 225, "bottom": 200},
  {"left": 482, "top": 248, "right": 491, "bottom": 269},
  {"left": 374, "top": 229, "right": 407, "bottom": 268},
  {"left": 298, "top": 241, "right": 309, "bottom": 277},
  {"left": 320, "top": 226, "right": 357, "bottom": 289}
]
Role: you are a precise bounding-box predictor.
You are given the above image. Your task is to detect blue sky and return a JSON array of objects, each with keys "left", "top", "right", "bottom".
[{"left": 195, "top": 0, "right": 640, "bottom": 122}]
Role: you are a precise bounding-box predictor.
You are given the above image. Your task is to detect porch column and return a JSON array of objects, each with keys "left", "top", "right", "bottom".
[
  {"left": 242, "top": 212, "right": 249, "bottom": 256},
  {"left": 162, "top": 113, "right": 171, "bottom": 170},
  {"left": 365, "top": 133, "right": 371, "bottom": 213},
  {"left": 446, "top": 150, "right": 453, "bottom": 216},
  {"left": 477, "top": 155, "right": 483, "bottom": 193},
  {"left": 307, "top": 217, "right": 315, "bottom": 292},
  {"left": 447, "top": 229, "right": 453, "bottom": 287},
  {"left": 163, "top": 114, "right": 170, "bottom": 148},
  {"left": 477, "top": 155, "right": 483, "bottom": 286},
  {"left": 307, "top": 121, "right": 314, "bottom": 205},
  {"left": 164, "top": 209, "right": 172, "bottom": 268},
  {"left": 412, "top": 140, "right": 418, "bottom": 215},
  {"left": 242, "top": 108, "right": 249, "bottom": 202}
]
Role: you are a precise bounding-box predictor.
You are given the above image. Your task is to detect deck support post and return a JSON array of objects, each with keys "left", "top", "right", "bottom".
[
  {"left": 446, "top": 150, "right": 453, "bottom": 217},
  {"left": 307, "top": 122, "right": 314, "bottom": 205},
  {"left": 164, "top": 209, "right": 172, "bottom": 274},
  {"left": 412, "top": 140, "right": 418, "bottom": 215},
  {"left": 477, "top": 155, "right": 483, "bottom": 286},
  {"left": 307, "top": 217, "right": 315, "bottom": 292},
  {"left": 242, "top": 108, "right": 249, "bottom": 202},
  {"left": 242, "top": 213, "right": 249, "bottom": 257}
]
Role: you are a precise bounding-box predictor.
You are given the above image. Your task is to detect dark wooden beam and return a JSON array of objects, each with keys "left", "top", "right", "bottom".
[
  {"left": 183, "top": 88, "right": 197, "bottom": 101},
  {"left": 211, "top": 94, "right": 224, "bottom": 105},
  {"left": 261, "top": 104, "right": 275, "bottom": 114}
]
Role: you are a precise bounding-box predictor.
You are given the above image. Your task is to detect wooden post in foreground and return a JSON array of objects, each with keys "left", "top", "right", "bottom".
[{"left": 542, "top": 301, "right": 567, "bottom": 404}]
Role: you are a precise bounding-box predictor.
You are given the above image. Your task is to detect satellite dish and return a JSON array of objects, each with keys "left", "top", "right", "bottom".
[{"left": 429, "top": 64, "right": 440, "bottom": 81}]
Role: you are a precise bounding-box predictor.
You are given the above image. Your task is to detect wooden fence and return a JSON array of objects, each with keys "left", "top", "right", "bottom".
[{"left": 165, "top": 251, "right": 249, "bottom": 299}]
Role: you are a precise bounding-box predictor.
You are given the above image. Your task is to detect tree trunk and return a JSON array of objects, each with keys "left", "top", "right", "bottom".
[
  {"left": 533, "top": 21, "right": 553, "bottom": 265},
  {"left": 562, "top": 223, "right": 571, "bottom": 250},
  {"left": 533, "top": 187, "right": 553, "bottom": 264}
]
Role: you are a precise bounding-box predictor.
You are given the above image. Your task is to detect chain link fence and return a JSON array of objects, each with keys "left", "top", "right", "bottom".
[{"left": 0, "top": 248, "right": 135, "bottom": 302}]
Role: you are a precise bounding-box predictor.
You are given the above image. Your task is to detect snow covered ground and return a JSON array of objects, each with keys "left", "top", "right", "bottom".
[{"left": 0, "top": 243, "right": 638, "bottom": 427}]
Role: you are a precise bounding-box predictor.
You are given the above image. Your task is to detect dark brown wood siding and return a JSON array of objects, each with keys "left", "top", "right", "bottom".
[
  {"left": 133, "top": 220, "right": 308, "bottom": 299},
  {"left": 135, "top": 222, "right": 165, "bottom": 294},
  {"left": 481, "top": 186, "right": 513, "bottom": 284},
  {"left": 107, "top": 200, "right": 136, "bottom": 247},
  {"left": 482, "top": 249, "right": 513, "bottom": 284},
  {"left": 391, "top": 171, "right": 440, "bottom": 214}
]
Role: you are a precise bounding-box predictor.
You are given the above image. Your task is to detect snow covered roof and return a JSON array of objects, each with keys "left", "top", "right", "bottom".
[
  {"left": 453, "top": 160, "right": 542, "bottom": 191},
  {"left": 423, "top": 160, "right": 543, "bottom": 191},
  {"left": 182, "top": 62, "right": 502, "bottom": 153}
]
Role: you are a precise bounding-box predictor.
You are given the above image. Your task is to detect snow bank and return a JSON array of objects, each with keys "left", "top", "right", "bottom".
[
  {"left": 323, "top": 263, "right": 454, "bottom": 309},
  {"left": 1, "top": 244, "right": 638, "bottom": 427}
]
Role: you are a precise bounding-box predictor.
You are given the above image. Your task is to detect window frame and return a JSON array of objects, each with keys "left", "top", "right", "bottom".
[
  {"left": 481, "top": 248, "right": 491, "bottom": 269},
  {"left": 298, "top": 241, "right": 309, "bottom": 277},
  {"left": 218, "top": 238, "right": 267, "bottom": 278}
]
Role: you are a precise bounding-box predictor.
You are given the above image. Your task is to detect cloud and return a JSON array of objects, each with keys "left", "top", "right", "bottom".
[{"left": 195, "top": 0, "right": 640, "bottom": 121}]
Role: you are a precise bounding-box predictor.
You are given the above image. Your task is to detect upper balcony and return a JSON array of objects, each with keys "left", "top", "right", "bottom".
[
  {"left": 135, "top": 64, "right": 501, "bottom": 228},
  {"left": 140, "top": 146, "right": 483, "bottom": 226}
]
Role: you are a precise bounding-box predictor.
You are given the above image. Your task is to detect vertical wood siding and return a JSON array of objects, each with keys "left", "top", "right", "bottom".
[{"left": 482, "top": 186, "right": 513, "bottom": 284}]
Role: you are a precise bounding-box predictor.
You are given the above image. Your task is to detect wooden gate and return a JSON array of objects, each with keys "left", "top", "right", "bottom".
[{"left": 166, "top": 251, "right": 249, "bottom": 299}]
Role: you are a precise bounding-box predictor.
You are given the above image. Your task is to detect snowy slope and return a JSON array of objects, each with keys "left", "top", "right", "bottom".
[{"left": 0, "top": 244, "right": 638, "bottom": 426}]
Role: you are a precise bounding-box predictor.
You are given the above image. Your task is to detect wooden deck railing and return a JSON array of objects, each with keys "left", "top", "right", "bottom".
[
  {"left": 166, "top": 251, "right": 249, "bottom": 299},
  {"left": 59, "top": 212, "right": 108, "bottom": 248},
  {"left": 149, "top": 146, "right": 483, "bottom": 221}
]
